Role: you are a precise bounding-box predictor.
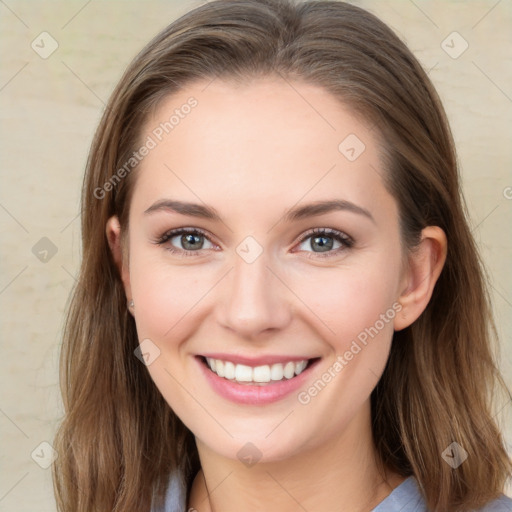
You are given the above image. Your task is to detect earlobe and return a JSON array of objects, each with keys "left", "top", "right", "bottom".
[
  {"left": 394, "top": 226, "right": 447, "bottom": 331},
  {"left": 106, "top": 215, "right": 133, "bottom": 310}
]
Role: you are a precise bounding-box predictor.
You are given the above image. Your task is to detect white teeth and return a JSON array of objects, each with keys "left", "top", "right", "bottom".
[
  {"left": 270, "top": 363, "right": 283, "bottom": 381},
  {"left": 253, "top": 365, "right": 270, "bottom": 383},
  {"left": 235, "top": 364, "right": 253, "bottom": 382},
  {"left": 215, "top": 360, "right": 225, "bottom": 377},
  {"left": 283, "top": 361, "right": 295, "bottom": 379},
  {"left": 205, "top": 357, "right": 310, "bottom": 384},
  {"left": 295, "top": 360, "right": 308, "bottom": 375},
  {"left": 224, "top": 361, "right": 235, "bottom": 380}
]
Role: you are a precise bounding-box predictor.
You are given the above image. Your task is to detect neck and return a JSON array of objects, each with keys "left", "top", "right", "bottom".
[{"left": 187, "top": 402, "right": 405, "bottom": 512}]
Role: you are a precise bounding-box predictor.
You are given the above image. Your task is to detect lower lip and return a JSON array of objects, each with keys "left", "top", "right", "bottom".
[{"left": 196, "top": 356, "right": 320, "bottom": 405}]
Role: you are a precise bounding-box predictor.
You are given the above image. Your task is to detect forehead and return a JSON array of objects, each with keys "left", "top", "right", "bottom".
[{"left": 131, "top": 77, "right": 389, "bottom": 219}]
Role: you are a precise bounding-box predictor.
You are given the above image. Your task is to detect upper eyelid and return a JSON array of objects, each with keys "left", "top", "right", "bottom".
[
  {"left": 159, "top": 227, "right": 218, "bottom": 246},
  {"left": 159, "top": 226, "right": 352, "bottom": 250},
  {"left": 297, "top": 227, "right": 352, "bottom": 242}
]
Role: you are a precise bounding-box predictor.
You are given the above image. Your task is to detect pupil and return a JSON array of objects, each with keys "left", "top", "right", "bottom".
[
  {"left": 313, "top": 236, "right": 332, "bottom": 252},
  {"left": 183, "top": 234, "right": 202, "bottom": 250}
]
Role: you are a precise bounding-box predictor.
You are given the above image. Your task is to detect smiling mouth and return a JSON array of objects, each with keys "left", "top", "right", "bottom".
[{"left": 198, "top": 355, "right": 321, "bottom": 386}]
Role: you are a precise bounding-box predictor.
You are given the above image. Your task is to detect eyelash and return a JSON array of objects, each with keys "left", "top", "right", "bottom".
[
  {"left": 155, "top": 228, "right": 354, "bottom": 258},
  {"left": 154, "top": 227, "right": 354, "bottom": 259}
]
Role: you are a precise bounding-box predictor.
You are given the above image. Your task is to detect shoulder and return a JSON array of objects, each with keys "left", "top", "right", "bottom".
[
  {"left": 372, "top": 476, "right": 512, "bottom": 512},
  {"left": 154, "top": 470, "right": 512, "bottom": 512},
  {"left": 476, "top": 494, "right": 512, "bottom": 512}
]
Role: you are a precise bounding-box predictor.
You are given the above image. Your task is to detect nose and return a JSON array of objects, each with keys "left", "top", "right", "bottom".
[{"left": 217, "top": 247, "right": 292, "bottom": 339}]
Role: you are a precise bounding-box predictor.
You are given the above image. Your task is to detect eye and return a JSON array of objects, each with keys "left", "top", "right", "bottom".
[
  {"left": 294, "top": 228, "right": 354, "bottom": 258},
  {"left": 155, "top": 227, "right": 216, "bottom": 256},
  {"left": 154, "top": 226, "right": 354, "bottom": 259}
]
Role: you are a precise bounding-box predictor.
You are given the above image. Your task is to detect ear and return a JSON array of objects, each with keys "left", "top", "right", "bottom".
[
  {"left": 106, "top": 215, "right": 133, "bottom": 313},
  {"left": 394, "top": 226, "right": 447, "bottom": 331}
]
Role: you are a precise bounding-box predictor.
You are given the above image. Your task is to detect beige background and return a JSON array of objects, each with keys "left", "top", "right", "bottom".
[{"left": 0, "top": 1, "right": 511, "bottom": 510}]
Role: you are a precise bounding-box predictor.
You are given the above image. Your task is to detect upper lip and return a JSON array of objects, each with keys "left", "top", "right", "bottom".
[{"left": 199, "top": 353, "right": 319, "bottom": 366}]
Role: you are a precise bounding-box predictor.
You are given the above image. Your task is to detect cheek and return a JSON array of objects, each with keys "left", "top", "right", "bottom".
[
  {"left": 129, "top": 248, "right": 210, "bottom": 340},
  {"left": 288, "top": 254, "right": 401, "bottom": 352}
]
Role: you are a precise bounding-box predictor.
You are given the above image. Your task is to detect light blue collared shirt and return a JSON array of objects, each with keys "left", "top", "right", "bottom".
[{"left": 151, "top": 469, "right": 512, "bottom": 511}]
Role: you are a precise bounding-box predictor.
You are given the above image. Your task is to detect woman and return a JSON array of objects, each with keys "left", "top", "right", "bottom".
[{"left": 52, "top": 1, "right": 512, "bottom": 511}]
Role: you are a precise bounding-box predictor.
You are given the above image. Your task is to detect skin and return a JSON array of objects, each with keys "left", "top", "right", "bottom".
[{"left": 106, "top": 76, "right": 447, "bottom": 512}]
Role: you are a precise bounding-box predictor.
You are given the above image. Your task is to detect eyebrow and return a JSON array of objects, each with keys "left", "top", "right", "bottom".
[{"left": 144, "top": 198, "right": 375, "bottom": 224}]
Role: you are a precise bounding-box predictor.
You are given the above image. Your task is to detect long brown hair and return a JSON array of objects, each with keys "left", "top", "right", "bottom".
[{"left": 52, "top": 1, "right": 512, "bottom": 511}]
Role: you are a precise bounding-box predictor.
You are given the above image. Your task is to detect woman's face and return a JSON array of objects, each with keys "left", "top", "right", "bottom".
[{"left": 116, "top": 77, "right": 411, "bottom": 463}]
